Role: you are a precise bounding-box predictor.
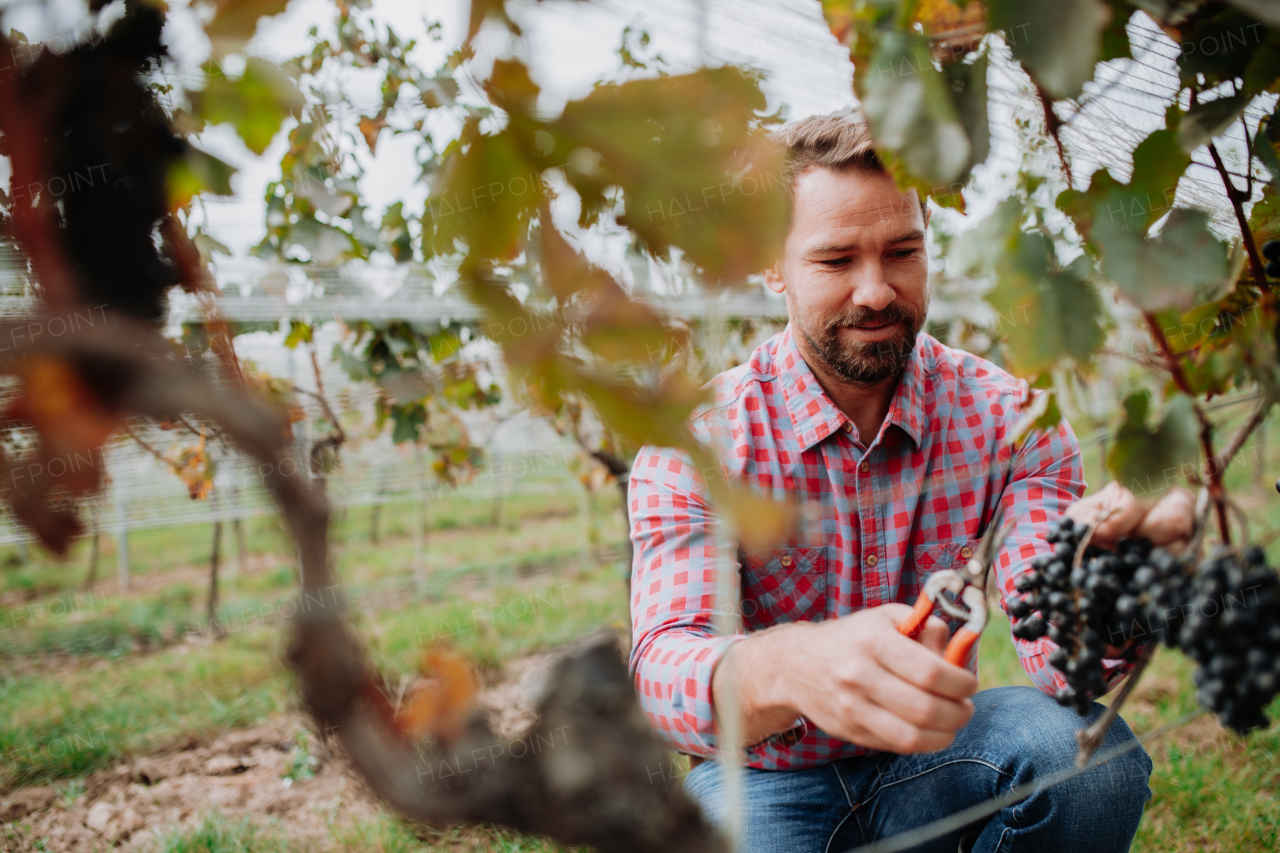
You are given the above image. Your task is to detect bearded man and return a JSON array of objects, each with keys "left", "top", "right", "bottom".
[{"left": 627, "top": 112, "right": 1193, "bottom": 853}]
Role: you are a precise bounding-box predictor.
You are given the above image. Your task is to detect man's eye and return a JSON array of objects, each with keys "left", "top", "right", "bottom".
[
  {"left": 890, "top": 249, "right": 920, "bottom": 259},
  {"left": 819, "top": 258, "right": 849, "bottom": 267}
]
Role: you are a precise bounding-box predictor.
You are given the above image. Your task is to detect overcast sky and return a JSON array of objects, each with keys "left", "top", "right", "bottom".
[
  {"left": 0, "top": 0, "right": 1264, "bottom": 280},
  {"left": 142, "top": 0, "right": 855, "bottom": 265}
]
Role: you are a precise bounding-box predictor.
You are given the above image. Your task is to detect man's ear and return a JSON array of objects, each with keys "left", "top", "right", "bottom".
[
  {"left": 923, "top": 204, "right": 932, "bottom": 230},
  {"left": 763, "top": 262, "right": 786, "bottom": 295}
]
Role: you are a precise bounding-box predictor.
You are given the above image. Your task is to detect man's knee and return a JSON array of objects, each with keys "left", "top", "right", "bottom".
[
  {"left": 972, "top": 686, "right": 1151, "bottom": 780},
  {"left": 1079, "top": 707, "right": 1153, "bottom": 813},
  {"left": 973, "top": 686, "right": 1151, "bottom": 820}
]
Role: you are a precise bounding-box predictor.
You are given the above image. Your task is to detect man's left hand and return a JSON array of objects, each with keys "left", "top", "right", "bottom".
[{"left": 1064, "top": 482, "right": 1195, "bottom": 549}]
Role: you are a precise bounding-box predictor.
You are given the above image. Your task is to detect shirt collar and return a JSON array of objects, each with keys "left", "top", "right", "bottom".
[{"left": 777, "top": 324, "right": 929, "bottom": 452}]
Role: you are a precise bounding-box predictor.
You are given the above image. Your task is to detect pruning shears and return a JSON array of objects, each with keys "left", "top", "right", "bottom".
[{"left": 898, "top": 512, "right": 1015, "bottom": 666}]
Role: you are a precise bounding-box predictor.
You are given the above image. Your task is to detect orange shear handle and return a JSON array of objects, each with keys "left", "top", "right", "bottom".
[
  {"left": 943, "top": 627, "right": 981, "bottom": 667},
  {"left": 897, "top": 593, "right": 936, "bottom": 640},
  {"left": 898, "top": 582, "right": 986, "bottom": 667}
]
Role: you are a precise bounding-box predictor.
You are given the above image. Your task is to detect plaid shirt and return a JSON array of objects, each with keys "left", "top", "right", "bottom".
[{"left": 627, "top": 326, "right": 1123, "bottom": 771}]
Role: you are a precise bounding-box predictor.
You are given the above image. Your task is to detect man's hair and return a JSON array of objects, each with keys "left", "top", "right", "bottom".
[{"left": 773, "top": 110, "right": 926, "bottom": 215}]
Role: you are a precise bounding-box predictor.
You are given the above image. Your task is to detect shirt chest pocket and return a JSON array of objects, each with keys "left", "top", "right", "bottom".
[
  {"left": 739, "top": 546, "right": 828, "bottom": 631},
  {"left": 907, "top": 540, "right": 980, "bottom": 602}
]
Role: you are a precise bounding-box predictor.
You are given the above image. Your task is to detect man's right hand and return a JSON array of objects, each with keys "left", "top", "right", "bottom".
[{"left": 714, "top": 604, "right": 978, "bottom": 754}]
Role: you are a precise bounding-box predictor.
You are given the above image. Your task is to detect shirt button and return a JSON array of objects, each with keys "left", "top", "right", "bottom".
[
  {"left": 780, "top": 555, "right": 793, "bottom": 567},
  {"left": 866, "top": 554, "right": 878, "bottom": 567},
  {"left": 859, "top": 461, "right": 869, "bottom": 473},
  {"left": 842, "top": 422, "right": 854, "bottom": 433},
  {"left": 960, "top": 546, "right": 973, "bottom": 559}
]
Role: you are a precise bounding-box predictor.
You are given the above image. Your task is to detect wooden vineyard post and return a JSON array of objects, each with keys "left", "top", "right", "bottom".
[
  {"left": 84, "top": 533, "right": 100, "bottom": 589},
  {"left": 208, "top": 520, "right": 224, "bottom": 637},
  {"left": 113, "top": 485, "right": 129, "bottom": 591},
  {"left": 233, "top": 518, "right": 248, "bottom": 576}
]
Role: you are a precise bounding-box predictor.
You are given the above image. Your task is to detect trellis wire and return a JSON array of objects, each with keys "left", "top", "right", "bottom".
[{"left": 0, "top": 416, "right": 587, "bottom": 547}]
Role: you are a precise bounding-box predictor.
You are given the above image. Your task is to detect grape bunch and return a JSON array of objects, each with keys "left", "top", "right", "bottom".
[
  {"left": 1177, "top": 547, "right": 1280, "bottom": 734},
  {"left": 1266, "top": 239, "right": 1280, "bottom": 280},
  {"left": 1008, "top": 518, "right": 1156, "bottom": 716},
  {"left": 1008, "top": 517, "right": 1280, "bottom": 733}
]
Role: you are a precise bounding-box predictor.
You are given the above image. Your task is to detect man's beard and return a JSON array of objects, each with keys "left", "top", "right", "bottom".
[{"left": 799, "top": 302, "right": 925, "bottom": 386}]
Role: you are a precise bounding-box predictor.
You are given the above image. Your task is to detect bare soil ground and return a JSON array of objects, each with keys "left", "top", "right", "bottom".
[{"left": 0, "top": 653, "right": 555, "bottom": 852}]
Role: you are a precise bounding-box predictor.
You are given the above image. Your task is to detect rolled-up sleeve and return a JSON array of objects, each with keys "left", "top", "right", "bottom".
[
  {"left": 626, "top": 443, "right": 746, "bottom": 757},
  {"left": 993, "top": 413, "right": 1132, "bottom": 697}
]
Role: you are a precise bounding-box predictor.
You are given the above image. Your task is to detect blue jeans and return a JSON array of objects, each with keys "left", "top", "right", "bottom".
[{"left": 683, "top": 686, "right": 1153, "bottom": 853}]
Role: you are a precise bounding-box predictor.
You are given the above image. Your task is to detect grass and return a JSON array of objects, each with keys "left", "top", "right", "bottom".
[
  {"left": 0, "top": 486, "right": 629, "bottom": 793},
  {"left": 0, "top": 628, "right": 288, "bottom": 788},
  {"left": 151, "top": 811, "right": 585, "bottom": 853},
  {"left": 0, "top": 490, "right": 592, "bottom": 601},
  {"left": 3, "top": 420, "right": 1280, "bottom": 850},
  {"left": 156, "top": 813, "right": 286, "bottom": 853},
  {"left": 0, "top": 563, "right": 627, "bottom": 791}
]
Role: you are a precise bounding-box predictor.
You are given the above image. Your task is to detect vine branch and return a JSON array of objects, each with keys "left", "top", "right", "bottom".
[
  {"left": 1215, "top": 395, "right": 1273, "bottom": 476},
  {"left": 295, "top": 386, "right": 346, "bottom": 477},
  {"left": 123, "top": 423, "right": 171, "bottom": 468},
  {"left": 1076, "top": 643, "right": 1156, "bottom": 766},
  {"left": 1241, "top": 111, "right": 1256, "bottom": 202},
  {"left": 1206, "top": 139, "right": 1267, "bottom": 286},
  {"left": 1143, "top": 314, "right": 1230, "bottom": 544},
  {"left": 1035, "top": 83, "right": 1073, "bottom": 187}
]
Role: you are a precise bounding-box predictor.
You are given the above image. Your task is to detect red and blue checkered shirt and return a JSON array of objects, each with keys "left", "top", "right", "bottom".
[{"left": 627, "top": 326, "right": 1119, "bottom": 771}]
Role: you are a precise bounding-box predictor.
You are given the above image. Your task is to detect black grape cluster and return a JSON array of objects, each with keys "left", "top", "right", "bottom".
[
  {"left": 1266, "top": 240, "right": 1280, "bottom": 280},
  {"left": 1008, "top": 518, "right": 1154, "bottom": 716},
  {"left": 1007, "top": 518, "right": 1280, "bottom": 732},
  {"left": 1177, "top": 547, "right": 1280, "bottom": 734}
]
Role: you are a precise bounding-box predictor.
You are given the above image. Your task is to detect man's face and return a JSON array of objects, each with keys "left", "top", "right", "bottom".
[{"left": 764, "top": 166, "right": 930, "bottom": 386}]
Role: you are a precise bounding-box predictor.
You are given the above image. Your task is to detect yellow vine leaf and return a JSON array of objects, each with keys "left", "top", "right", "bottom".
[
  {"left": 7, "top": 356, "right": 122, "bottom": 495},
  {"left": 724, "top": 489, "right": 798, "bottom": 555},
  {"left": 395, "top": 647, "right": 480, "bottom": 742},
  {"left": 164, "top": 428, "right": 216, "bottom": 500},
  {"left": 914, "top": 0, "right": 985, "bottom": 36}
]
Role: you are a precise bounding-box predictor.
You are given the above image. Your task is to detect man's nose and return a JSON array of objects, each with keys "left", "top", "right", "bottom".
[{"left": 847, "top": 261, "right": 896, "bottom": 312}]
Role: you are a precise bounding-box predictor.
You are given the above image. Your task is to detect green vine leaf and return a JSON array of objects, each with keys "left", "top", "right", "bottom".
[
  {"left": 857, "top": 28, "right": 971, "bottom": 188},
  {"left": 1255, "top": 116, "right": 1280, "bottom": 193},
  {"left": 190, "top": 58, "right": 302, "bottom": 155},
  {"left": 946, "top": 50, "right": 990, "bottom": 179},
  {"left": 168, "top": 146, "right": 236, "bottom": 210},
  {"left": 557, "top": 67, "right": 788, "bottom": 283},
  {"left": 1248, "top": 184, "right": 1280, "bottom": 244},
  {"left": 202, "top": 0, "right": 291, "bottom": 57},
  {"left": 1098, "top": 0, "right": 1134, "bottom": 62},
  {"left": 986, "top": 0, "right": 1109, "bottom": 99},
  {"left": 1170, "top": 282, "right": 1280, "bottom": 402},
  {"left": 1176, "top": 8, "right": 1273, "bottom": 92},
  {"left": 333, "top": 343, "right": 372, "bottom": 381},
  {"left": 380, "top": 202, "right": 414, "bottom": 263},
  {"left": 956, "top": 198, "right": 1105, "bottom": 376},
  {"left": 1094, "top": 208, "right": 1230, "bottom": 312},
  {"left": 284, "top": 321, "right": 313, "bottom": 349},
  {"left": 1057, "top": 128, "right": 1190, "bottom": 241},
  {"left": 992, "top": 247, "right": 1102, "bottom": 376},
  {"left": 434, "top": 128, "right": 542, "bottom": 266},
  {"left": 1177, "top": 92, "right": 1250, "bottom": 153},
  {"left": 284, "top": 217, "right": 363, "bottom": 264},
  {"left": 1106, "top": 392, "right": 1199, "bottom": 496}
]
